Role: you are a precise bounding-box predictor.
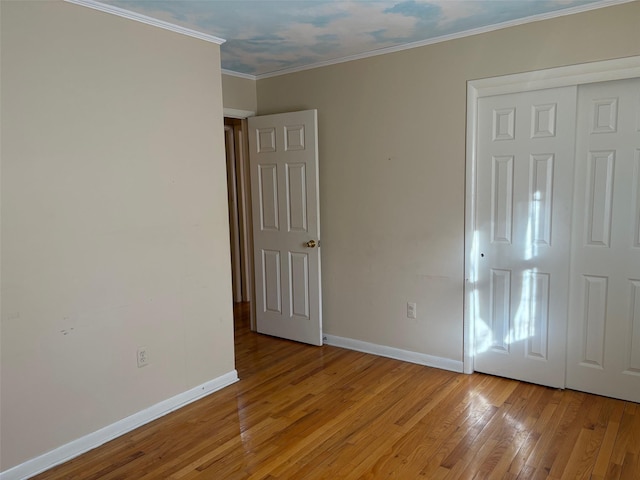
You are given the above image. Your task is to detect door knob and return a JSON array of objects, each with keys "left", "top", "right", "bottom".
[{"left": 305, "top": 240, "right": 317, "bottom": 248}]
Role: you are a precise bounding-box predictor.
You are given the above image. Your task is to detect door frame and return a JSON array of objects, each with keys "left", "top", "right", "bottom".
[{"left": 464, "top": 55, "right": 640, "bottom": 374}]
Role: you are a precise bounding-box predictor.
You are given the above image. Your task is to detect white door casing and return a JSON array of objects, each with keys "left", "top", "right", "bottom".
[
  {"left": 473, "top": 87, "right": 577, "bottom": 388},
  {"left": 248, "top": 110, "right": 322, "bottom": 346},
  {"left": 567, "top": 78, "right": 640, "bottom": 403}
]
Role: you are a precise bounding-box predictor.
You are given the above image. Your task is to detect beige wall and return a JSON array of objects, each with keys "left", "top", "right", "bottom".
[
  {"left": 256, "top": 2, "right": 640, "bottom": 363},
  {"left": 222, "top": 73, "right": 257, "bottom": 113},
  {"left": 1, "top": 1, "right": 234, "bottom": 471}
]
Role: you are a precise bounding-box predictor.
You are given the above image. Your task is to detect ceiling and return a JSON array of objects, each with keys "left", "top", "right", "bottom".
[{"left": 93, "top": 0, "right": 622, "bottom": 78}]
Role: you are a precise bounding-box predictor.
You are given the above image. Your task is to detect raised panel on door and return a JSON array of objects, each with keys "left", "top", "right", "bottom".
[
  {"left": 567, "top": 78, "right": 640, "bottom": 403},
  {"left": 258, "top": 164, "right": 280, "bottom": 231},
  {"left": 525, "top": 271, "right": 550, "bottom": 361},
  {"left": 262, "top": 249, "right": 282, "bottom": 314},
  {"left": 248, "top": 110, "right": 322, "bottom": 346},
  {"left": 474, "top": 86, "right": 577, "bottom": 388},
  {"left": 289, "top": 251, "right": 310, "bottom": 318},
  {"left": 286, "top": 163, "right": 308, "bottom": 232},
  {"left": 579, "top": 275, "right": 608, "bottom": 368},
  {"left": 491, "top": 156, "right": 514, "bottom": 244}
]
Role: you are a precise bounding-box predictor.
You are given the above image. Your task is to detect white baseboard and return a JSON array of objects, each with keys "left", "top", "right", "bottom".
[
  {"left": 323, "top": 335, "right": 464, "bottom": 373},
  {"left": 0, "top": 370, "right": 239, "bottom": 480}
]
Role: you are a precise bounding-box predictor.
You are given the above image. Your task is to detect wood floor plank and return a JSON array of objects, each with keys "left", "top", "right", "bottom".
[{"left": 30, "top": 303, "right": 639, "bottom": 479}]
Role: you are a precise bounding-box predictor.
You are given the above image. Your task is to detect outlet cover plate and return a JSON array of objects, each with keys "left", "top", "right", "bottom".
[{"left": 137, "top": 347, "right": 149, "bottom": 368}]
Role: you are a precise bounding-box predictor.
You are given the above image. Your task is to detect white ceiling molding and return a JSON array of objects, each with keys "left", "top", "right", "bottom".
[
  {"left": 221, "top": 69, "right": 257, "bottom": 81},
  {"left": 65, "top": 0, "right": 226, "bottom": 45}
]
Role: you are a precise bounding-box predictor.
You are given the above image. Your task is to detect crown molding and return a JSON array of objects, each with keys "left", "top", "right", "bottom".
[
  {"left": 64, "top": 0, "right": 226, "bottom": 45},
  {"left": 254, "top": 0, "right": 635, "bottom": 79},
  {"left": 221, "top": 69, "right": 257, "bottom": 81}
]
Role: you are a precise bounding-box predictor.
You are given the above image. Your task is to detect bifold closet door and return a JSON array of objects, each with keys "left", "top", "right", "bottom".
[
  {"left": 474, "top": 86, "right": 577, "bottom": 388},
  {"left": 567, "top": 78, "right": 640, "bottom": 403}
]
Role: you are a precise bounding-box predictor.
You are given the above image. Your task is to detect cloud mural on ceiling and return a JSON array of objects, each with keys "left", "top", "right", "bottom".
[{"left": 100, "top": 0, "right": 604, "bottom": 76}]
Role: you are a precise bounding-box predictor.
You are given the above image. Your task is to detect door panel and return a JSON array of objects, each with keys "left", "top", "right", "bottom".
[
  {"left": 258, "top": 164, "right": 279, "bottom": 230},
  {"left": 248, "top": 110, "right": 322, "bottom": 346},
  {"left": 262, "top": 249, "right": 281, "bottom": 313},
  {"left": 567, "top": 78, "right": 640, "bottom": 402},
  {"left": 474, "top": 86, "right": 577, "bottom": 388}
]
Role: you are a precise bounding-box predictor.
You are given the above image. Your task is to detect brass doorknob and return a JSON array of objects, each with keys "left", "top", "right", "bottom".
[{"left": 305, "top": 240, "right": 317, "bottom": 248}]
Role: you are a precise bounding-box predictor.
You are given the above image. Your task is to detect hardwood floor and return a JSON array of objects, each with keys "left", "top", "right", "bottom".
[{"left": 34, "top": 303, "right": 639, "bottom": 479}]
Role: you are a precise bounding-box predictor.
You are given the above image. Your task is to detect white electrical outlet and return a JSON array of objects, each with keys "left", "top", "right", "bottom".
[
  {"left": 407, "top": 302, "right": 417, "bottom": 319},
  {"left": 137, "top": 347, "right": 149, "bottom": 368}
]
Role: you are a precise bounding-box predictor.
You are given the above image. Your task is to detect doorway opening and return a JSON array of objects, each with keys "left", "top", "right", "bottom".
[{"left": 224, "top": 116, "right": 255, "bottom": 331}]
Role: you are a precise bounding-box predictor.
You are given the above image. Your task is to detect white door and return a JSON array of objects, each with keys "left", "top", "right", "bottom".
[
  {"left": 474, "top": 87, "right": 577, "bottom": 388},
  {"left": 248, "top": 110, "right": 322, "bottom": 346},
  {"left": 567, "top": 78, "right": 640, "bottom": 402}
]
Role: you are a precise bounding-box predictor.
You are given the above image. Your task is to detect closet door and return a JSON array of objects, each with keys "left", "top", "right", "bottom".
[
  {"left": 567, "top": 78, "right": 640, "bottom": 403},
  {"left": 474, "top": 87, "right": 577, "bottom": 388}
]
